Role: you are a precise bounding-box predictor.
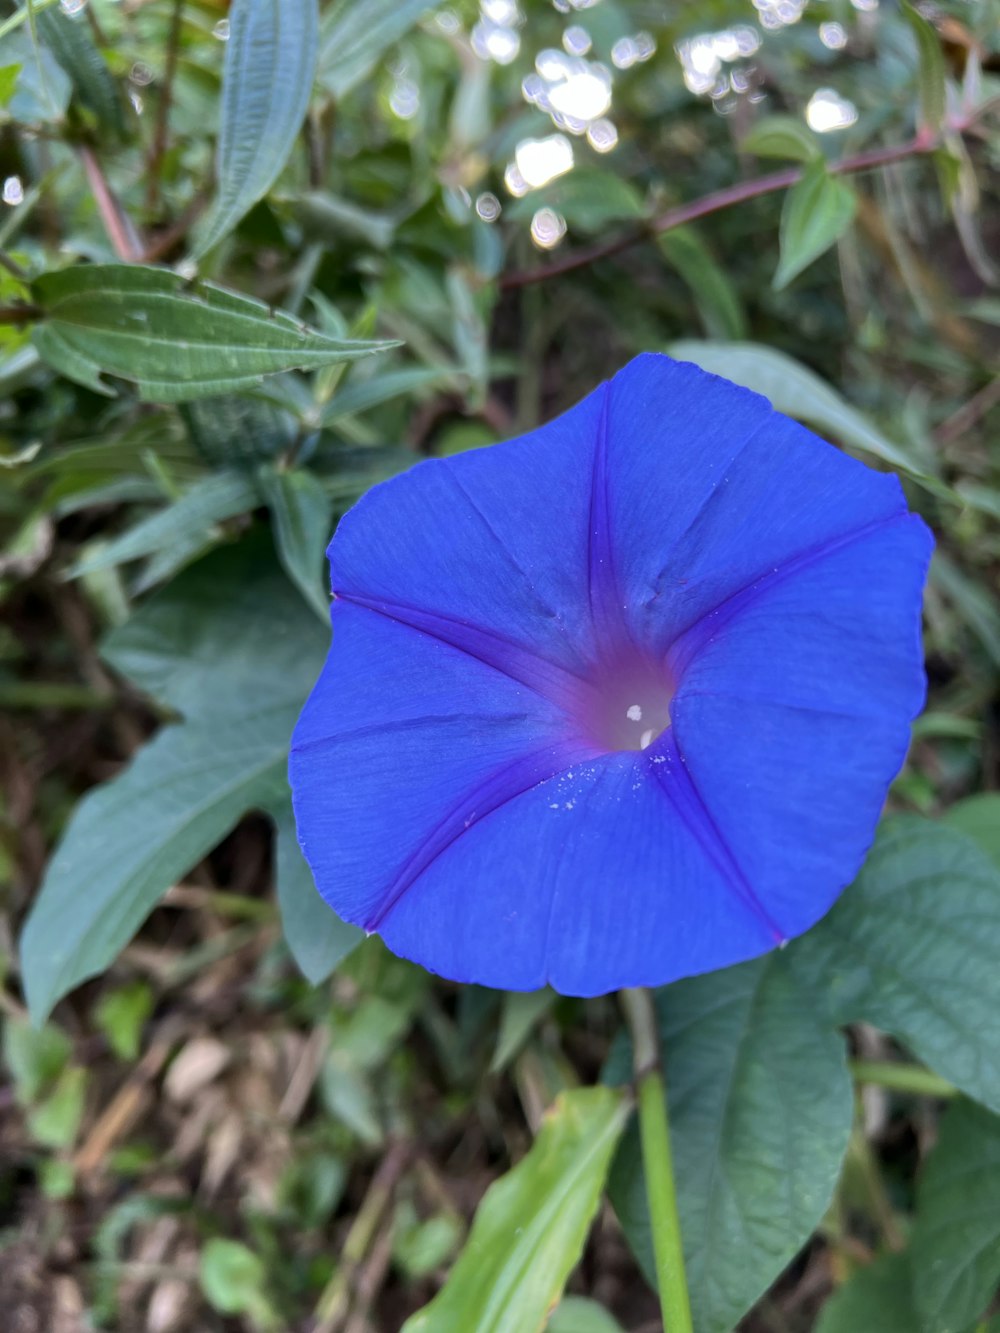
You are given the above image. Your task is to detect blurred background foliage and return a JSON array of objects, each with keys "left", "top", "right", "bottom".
[{"left": 0, "top": 0, "right": 998, "bottom": 1329}]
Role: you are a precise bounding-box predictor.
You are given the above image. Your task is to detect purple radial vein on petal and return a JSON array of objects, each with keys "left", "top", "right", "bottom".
[
  {"left": 668, "top": 511, "right": 914, "bottom": 679},
  {"left": 645, "top": 731, "right": 786, "bottom": 943},
  {"left": 334, "top": 590, "right": 600, "bottom": 718},
  {"left": 366, "top": 740, "right": 600, "bottom": 931},
  {"left": 587, "top": 383, "right": 631, "bottom": 650}
]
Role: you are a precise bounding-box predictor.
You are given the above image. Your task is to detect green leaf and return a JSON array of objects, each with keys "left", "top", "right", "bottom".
[
  {"left": 200, "top": 1238, "right": 270, "bottom": 1319},
  {"left": 71, "top": 470, "right": 259, "bottom": 578},
  {"left": 911, "top": 1098, "right": 1000, "bottom": 1331},
  {"left": 668, "top": 339, "right": 936, "bottom": 484},
  {"left": 94, "top": 982, "right": 154, "bottom": 1061},
  {"left": 606, "top": 956, "right": 852, "bottom": 1333},
  {"left": 902, "top": 2, "right": 947, "bottom": 134},
  {"left": 774, "top": 159, "right": 857, "bottom": 290},
  {"left": 508, "top": 169, "right": 646, "bottom": 235},
  {"left": 659, "top": 227, "right": 748, "bottom": 341},
  {"left": 194, "top": 0, "right": 320, "bottom": 258},
  {"left": 740, "top": 114, "right": 821, "bottom": 162},
  {"left": 3, "top": 1017, "right": 70, "bottom": 1101},
  {"left": 28, "top": 1065, "right": 87, "bottom": 1148},
  {"left": 789, "top": 817, "right": 1000, "bottom": 1114},
  {"left": 181, "top": 394, "right": 295, "bottom": 468},
  {"left": 258, "top": 465, "right": 331, "bottom": 618},
  {"left": 319, "top": 0, "right": 435, "bottom": 99},
  {"left": 273, "top": 800, "right": 362, "bottom": 985},
  {"left": 546, "top": 1297, "right": 626, "bottom": 1333},
  {"left": 944, "top": 794, "right": 1000, "bottom": 871},
  {"left": 30, "top": 265, "right": 394, "bottom": 402},
  {"left": 20, "top": 534, "right": 328, "bottom": 1022},
  {"left": 490, "top": 989, "right": 556, "bottom": 1074},
  {"left": 815, "top": 1253, "right": 918, "bottom": 1333},
  {"left": 3, "top": 27, "right": 70, "bottom": 122},
  {"left": 319, "top": 365, "right": 458, "bottom": 425},
  {"left": 403, "top": 1087, "right": 630, "bottom": 1333},
  {"left": 36, "top": 4, "right": 123, "bottom": 133},
  {"left": 0, "top": 63, "right": 21, "bottom": 107}
]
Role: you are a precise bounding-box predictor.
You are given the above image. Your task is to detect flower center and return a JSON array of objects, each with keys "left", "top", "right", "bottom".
[{"left": 582, "top": 662, "right": 674, "bottom": 753}]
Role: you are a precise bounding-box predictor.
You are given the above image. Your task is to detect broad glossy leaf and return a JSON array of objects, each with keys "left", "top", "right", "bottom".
[
  {"left": 774, "top": 159, "right": 857, "bottom": 290},
  {"left": 273, "top": 800, "right": 362, "bottom": 985},
  {"left": 944, "top": 794, "right": 1000, "bottom": 871},
  {"left": 36, "top": 5, "right": 123, "bottom": 133},
  {"left": 258, "top": 465, "right": 331, "bottom": 618},
  {"left": 668, "top": 339, "right": 935, "bottom": 483},
  {"left": 21, "top": 535, "right": 327, "bottom": 1022},
  {"left": 815, "top": 1253, "right": 918, "bottom": 1333},
  {"left": 911, "top": 1098, "right": 1000, "bottom": 1331},
  {"left": 319, "top": 0, "right": 435, "bottom": 99},
  {"left": 403, "top": 1087, "right": 630, "bottom": 1333},
  {"left": 606, "top": 956, "right": 852, "bottom": 1333},
  {"left": 741, "top": 114, "right": 820, "bottom": 162},
  {"left": 31, "top": 265, "right": 393, "bottom": 402},
  {"left": 195, "top": 0, "right": 320, "bottom": 257},
  {"left": 789, "top": 818, "right": 1000, "bottom": 1114}
]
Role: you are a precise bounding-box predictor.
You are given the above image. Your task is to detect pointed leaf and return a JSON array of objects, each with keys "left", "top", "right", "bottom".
[
  {"left": 789, "top": 817, "right": 1000, "bottom": 1114},
  {"left": 773, "top": 159, "right": 857, "bottom": 290},
  {"left": 194, "top": 0, "right": 320, "bottom": 257},
  {"left": 668, "top": 340, "right": 937, "bottom": 485},
  {"left": 902, "top": 2, "right": 947, "bottom": 134},
  {"left": 31, "top": 265, "right": 394, "bottom": 402},
  {"left": 20, "top": 535, "right": 327, "bottom": 1022},
  {"left": 741, "top": 114, "right": 821, "bottom": 162},
  {"left": 258, "top": 465, "right": 332, "bottom": 618},
  {"left": 36, "top": 4, "right": 123, "bottom": 133},
  {"left": 319, "top": 0, "right": 435, "bottom": 99},
  {"left": 606, "top": 955, "right": 852, "bottom": 1333},
  {"left": 815, "top": 1253, "right": 919, "bottom": 1333},
  {"left": 403, "top": 1087, "right": 630, "bottom": 1333},
  {"left": 273, "top": 800, "right": 362, "bottom": 985}
]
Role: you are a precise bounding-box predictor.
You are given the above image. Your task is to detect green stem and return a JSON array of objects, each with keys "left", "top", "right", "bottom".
[
  {"left": 849, "top": 1059, "right": 956, "bottom": 1098},
  {"left": 620, "top": 988, "right": 693, "bottom": 1333}
]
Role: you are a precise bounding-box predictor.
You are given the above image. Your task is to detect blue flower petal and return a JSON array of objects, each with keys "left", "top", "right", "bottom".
[{"left": 289, "top": 353, "right": 932, "bottom": 994}]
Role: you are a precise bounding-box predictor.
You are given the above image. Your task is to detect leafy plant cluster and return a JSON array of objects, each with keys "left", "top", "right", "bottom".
[{"left": 0, "top": 0, "right": 998, "bottom": 1329}]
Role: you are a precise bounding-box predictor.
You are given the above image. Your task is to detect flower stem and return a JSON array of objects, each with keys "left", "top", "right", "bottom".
[{"left": 620, "top": 987, "right": 693, "bottom": 1333}]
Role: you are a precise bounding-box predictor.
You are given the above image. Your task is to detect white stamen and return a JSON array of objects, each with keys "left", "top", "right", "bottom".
[
  {"left": 626, "top": 704, "right": 643, "bottom": 722},
  {"left": 639, "top": 728, "right": 655, "bottom": 750}
]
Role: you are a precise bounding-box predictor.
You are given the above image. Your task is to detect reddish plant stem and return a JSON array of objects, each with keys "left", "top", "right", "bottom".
[
  {"left": 500, "top": 133, "right": 939, "bottom": 290},
  {"left": 78, "top": 145, "right": 144, "bottom": 261}
]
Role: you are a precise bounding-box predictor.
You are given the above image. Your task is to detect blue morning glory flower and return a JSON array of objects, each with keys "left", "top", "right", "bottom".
[{"left": 289, "top": 354, "right": 932, "bottom": 996}]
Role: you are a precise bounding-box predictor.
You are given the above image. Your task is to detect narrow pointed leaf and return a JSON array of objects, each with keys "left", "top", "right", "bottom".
[
  {"left": 319, "top": 0, "right": 435, "bottom": 98},
  {"left": 403, "top": 1087, "right": 630, "bottom": 1333},
  {"left": 258, "top": 465, "right": 332, "bottom": 618},
  {"left": 36, "top": 4, "right": 123, "bottom": 133},
  {"left": 194, "top": 0, "right": 320, "bottom": 258},
  {"left": 773, "top": 159, "right": 857, "bottom": 290},
  {"left": 31, "top": 265, "right": 395, "bottom": 402},
  {"left": 902, "top": 2, "right": 947, "bottom": 133}
]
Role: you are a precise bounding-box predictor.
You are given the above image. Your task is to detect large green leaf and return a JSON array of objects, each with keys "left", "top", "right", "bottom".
[
  {"left": 911, "top": 1098, "right": 1000, "bottom": 1331},
  {"left": 20, "top": 535, "right": 327, "bottom": 1022},
  {"left": 606, "top": 956, "right": 852, "bottom": 1333},
  {"left": 319, "top": 0, "right": 436, "bottom": 99},
  {"left": 194, "top": 0, "right": 320, "bottom": 257},
  {"left": 789, "top": 817, "right": 1000, "bottom": 1114},
  {"left": 944, "top": 793, "right": 1000, "bottom": 871},
  {"left": 815, "top": 1253, "right": 919, "bottom": 1333},
  {"left": 31, "top": 265, "right": 394, "bottom": 402},
  {"left": 403, "top": 1087, "right": 630, "bottom": 1333},
  {"left": 272, "top": 800, "right": 362, "bottom": 986},
  {"left": 668, "top": 339, "right": 936, "bottom": 484},
  {"left": 773, "top": 159, "right": 857, "bottom": 290}
]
